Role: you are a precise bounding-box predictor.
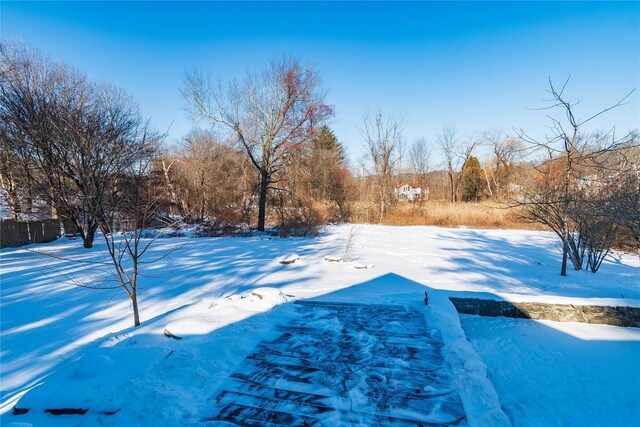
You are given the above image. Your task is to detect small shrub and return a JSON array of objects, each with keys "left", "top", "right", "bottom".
[
  {"left": 276, "top": 202, "right": 323, "bottom": 238},
  {"left": 194, "top": 219, "right": 250, "bottom": 237}
]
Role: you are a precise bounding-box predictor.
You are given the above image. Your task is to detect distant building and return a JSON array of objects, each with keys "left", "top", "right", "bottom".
[{"left": 395, "top": 183, "right": 429, "bottom": 202}]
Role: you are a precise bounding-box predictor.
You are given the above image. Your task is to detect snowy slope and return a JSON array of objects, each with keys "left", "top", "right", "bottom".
[{"left": 1, "top": 225, "right": 638, "bottom": 425}]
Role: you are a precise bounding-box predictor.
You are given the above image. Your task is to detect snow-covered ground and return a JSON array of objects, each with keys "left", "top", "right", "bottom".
[
  {"left": 461, "top": 316, "right": 640, "bottom": 427},
  {"left": 1, "top": 225, "right": 638, "bottom": 426}
]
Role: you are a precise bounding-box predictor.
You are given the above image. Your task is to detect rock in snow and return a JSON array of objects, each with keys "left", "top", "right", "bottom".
[
  {"left": 278, "top": 253, "right": 300, "bottom": 264},
  {"left": 250, "top": 287, "right": 288, "bottom": 303}
]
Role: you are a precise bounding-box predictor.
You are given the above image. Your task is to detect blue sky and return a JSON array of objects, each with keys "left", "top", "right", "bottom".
[{"left": 2, "top": 1, "right": 639, "bottom": 164}]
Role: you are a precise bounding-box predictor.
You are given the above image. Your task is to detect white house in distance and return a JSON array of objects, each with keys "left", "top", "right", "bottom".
[{"left": 395, "top": 183, "right": 429, "bottom": 202}]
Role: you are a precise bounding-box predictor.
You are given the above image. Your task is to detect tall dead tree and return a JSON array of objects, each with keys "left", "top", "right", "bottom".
[
  {"left": 182, "top": 56, "right": 332, "bottom": 231},
  {"left": 360, "top": 111, "right": 405, "bottom": 221}
]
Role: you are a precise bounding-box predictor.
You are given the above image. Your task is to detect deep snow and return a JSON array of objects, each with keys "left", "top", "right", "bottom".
[
  {"left": 1, "top": 224, "right": 638, "bottom": 426},
  {"left": 461, "top": 315, "right": 640, "bottom": 426}
]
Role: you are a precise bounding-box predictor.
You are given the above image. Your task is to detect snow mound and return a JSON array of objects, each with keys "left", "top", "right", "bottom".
[
  {"left": 74, "top": 354, "right": 113, "bottom": 380},
  {"left": 164, "top": 314, "right": 218, "bottom": 338},
  {"left": 426, "top": 291, "right": 512, "bottom": 427},
  {"left": 164, "top": 289, "right": 289, "bottom": 339}
]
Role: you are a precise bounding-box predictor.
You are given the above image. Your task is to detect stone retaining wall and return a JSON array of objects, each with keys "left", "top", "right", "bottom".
[{"left": 449, "top": 297, "right": 640, "bottom": 328}]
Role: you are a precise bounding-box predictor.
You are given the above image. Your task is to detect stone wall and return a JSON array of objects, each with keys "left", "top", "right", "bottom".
[{"left": 450, "top": 297, "right": 640, "bottom": 328}]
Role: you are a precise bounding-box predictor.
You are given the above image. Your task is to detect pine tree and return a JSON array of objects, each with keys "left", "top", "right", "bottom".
[
  {"left": 462, "top": 156, "right": 483, "bottom": 201},
  {"left": 312, "top": 125, "right": 346, "bottom": 165}
]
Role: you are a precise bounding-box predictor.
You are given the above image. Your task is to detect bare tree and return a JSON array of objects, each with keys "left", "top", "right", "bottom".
[
  {"left": 176, "top": 129, "right": 245, "bottom": 223},
  {"left": 613, "top": 143, "right": 640, "bottom": 254},
  {"left": 0, "top": 42, "right": 154, "bottom": 248},
  {"left": 518, "top": 77, "right": 636, "bottom": 276},
  {"left": 0, "top": 130, "right": 26, "bottom": 219},
  {"left": 484, "top": 129, "right": 524, "bottom": 199},
  {"left": 0, "top": 42, "right": 97, "bottom": 245},
  {"left": 437, "top": 125, "right": 480, "bottom": 202},
  {"left": 99, "top": 145, "right": 164, "bottom": 327},
  {"left": 2, "top": 41, "right": 166, "bottom": 326},
  {"left": 182, "top": 56, "right": 332, "bottom": 231},
  {"left": 360, "top": 110, "right": 405, "bottom": 221},
  {"left": 437, "top": 125, "right": 459, "bottom": 202},
  {"left": 408, "top": 137, "right": 431, "bottom": 203}
]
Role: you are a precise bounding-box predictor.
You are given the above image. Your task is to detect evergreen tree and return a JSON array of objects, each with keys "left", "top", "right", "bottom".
[
  {"left": 307, "top": 125, "right": 352, "bottom": 219},
  {"left": 462, "top": 156, "right": 483, "bottom": 201},
  {"left": 312, "top": 125, "right": 346, "bottom": 164}
]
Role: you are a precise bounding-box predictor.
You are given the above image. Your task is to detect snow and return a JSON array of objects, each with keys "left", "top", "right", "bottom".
[
  {"left": 1, "top": 224, "right": 638, "bottom": 426},
  {"left": 427, "top": 292, "right": 510, "bottom": 427},
  {"left": 461, "top": 315, "right": 640, "bottom": 426}
]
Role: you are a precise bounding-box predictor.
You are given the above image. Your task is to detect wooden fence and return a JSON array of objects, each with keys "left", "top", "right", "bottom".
[{"left": 0, "top": 219, "right": 62, "bottom": 248}]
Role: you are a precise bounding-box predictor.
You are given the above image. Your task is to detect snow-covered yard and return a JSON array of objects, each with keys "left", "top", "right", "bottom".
[
  {"left": 461, "top": 316, "right": 640, "bottom": 427},
  {"left": 1, "top": 225, "right": 639, "bottom": 426}
]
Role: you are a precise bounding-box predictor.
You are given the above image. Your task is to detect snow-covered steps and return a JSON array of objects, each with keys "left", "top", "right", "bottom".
[{"left": 204, "top": 300, "right": 466, "bottom": 426}]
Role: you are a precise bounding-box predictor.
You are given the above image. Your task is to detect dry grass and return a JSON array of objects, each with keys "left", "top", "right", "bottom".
[{"left": 373, "top": 201, "right": 546, "bottom": 230}]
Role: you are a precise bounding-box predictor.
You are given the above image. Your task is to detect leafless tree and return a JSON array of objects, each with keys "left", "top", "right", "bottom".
[
  {"left": 0, "top": 130, "right": 26, "bottom": 219},
  {"left": 0, "top": 42, "right": 96, "bottom": 245},
  {"left": 614, "top": 144, "right": 640, "bottom": 254},
  {"left": 438, "top": 125, "right": 457, "bottom": 202},
  {"left": 408, "top": 137, "right": 431, "bottom": 203},
  {"left": 182, "top": 56, "right": 332, "bottom": 231},
  {"left": 437, "top": 125, "right": 480, "bottom": 202},
  {"left": 2, "top": 41, "right": 166, "bottom": 326},
  {"left": 483, "top": 129, "right": 524, "bottom": 199},
  {"left": 518, "top": 77, "right": 636, "bottom": 275},
  {"left": 99, "top": 145, "right": 166, "bottom": 327},
  {"left": 177, "top": 129, "right": 246, "bottom": 223},
  {"left": 0, "top": 42, "right": 155, "bottom": 248},
  {"left": 360, "top": 110, "right": 405, "bottom": 221}
]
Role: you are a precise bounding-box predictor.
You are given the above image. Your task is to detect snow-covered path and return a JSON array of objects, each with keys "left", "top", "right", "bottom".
[{"left": 207, "top": 300, "right": 465, "bottom": 426}]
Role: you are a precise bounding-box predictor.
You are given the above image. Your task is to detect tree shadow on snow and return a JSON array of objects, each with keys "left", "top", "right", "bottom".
[
  {"left": 3, "top": 272, "right": 638, "bottom": 426},
  {"left": 0, "top": 233, "right": 330, "bottom": 416}
]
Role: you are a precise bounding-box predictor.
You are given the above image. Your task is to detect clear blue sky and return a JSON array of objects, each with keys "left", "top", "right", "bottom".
[{"left": 2, "top": 1, "right": 639, "bottom": 165}]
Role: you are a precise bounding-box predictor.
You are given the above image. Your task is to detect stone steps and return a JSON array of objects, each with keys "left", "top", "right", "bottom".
[{"left": 205, "top": 300, "right": 466, "bottom": 426}]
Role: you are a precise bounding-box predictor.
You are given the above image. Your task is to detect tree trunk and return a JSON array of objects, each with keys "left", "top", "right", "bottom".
[
  {"left": 483, "top": 167, "right": 493, "bottom": 198},
  {"left": 449, "top": 172, "right": 456, "bottom": 202},
  {"left": 131, "top": 290, "right": 140, "bottom": 327},
  {"left": 161, "top": 159, "right": 183, "bottom": 217},
  {"left": 7, "top": 187, "right": 20, "bottom": 220},
  {"left": 83, "top": 224, "right": 96, "bottom": 248},
  {"left": 560, "top": 151, "right": 573, "bottom": 276},
  {"left": 561, "top": 226, "right": 569, "bottom": 276},
  {"left": 257, "top": 171, "right": 268, "bottom": 232}
]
